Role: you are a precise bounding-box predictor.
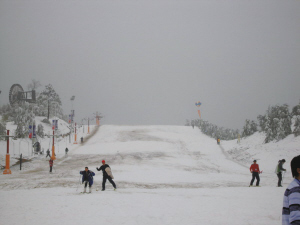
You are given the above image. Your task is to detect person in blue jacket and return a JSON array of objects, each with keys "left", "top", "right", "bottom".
[
  {"left": 80, "top": 167, "right": 95, "bottom": 193},
  {"left": 282, "top": 155, "right": 300, "bottom": 225}
]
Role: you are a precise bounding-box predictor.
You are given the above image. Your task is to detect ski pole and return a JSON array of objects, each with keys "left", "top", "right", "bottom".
[
  {"left": 76, "top": 175, "right": 82, "bottom": 192},
  {"left": 282, "top": 171, "right": 286, "bottom": 183}
]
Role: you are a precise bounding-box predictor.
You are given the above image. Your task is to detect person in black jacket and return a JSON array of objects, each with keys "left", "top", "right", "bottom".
[
  {"left": 79, "top": 167, "right": 95, "bottom": 193},
  {"left": 96, "top": 160, "right": 116, "bottom": 191}
]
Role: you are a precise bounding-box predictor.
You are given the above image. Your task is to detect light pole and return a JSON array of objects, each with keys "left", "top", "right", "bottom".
[{"left": 70, "top": 96, "right": 75, "bottom": 143}]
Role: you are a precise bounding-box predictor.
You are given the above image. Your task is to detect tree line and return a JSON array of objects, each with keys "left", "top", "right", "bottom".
[
  {"left": 186, "top": 101, "right": 300, "bottom": 143},
  {"left": 185, "top": 119, "right": 240, "bottom": 141},
  {"left": 242, "top": 102, "right": 300, "bottom": 143}
]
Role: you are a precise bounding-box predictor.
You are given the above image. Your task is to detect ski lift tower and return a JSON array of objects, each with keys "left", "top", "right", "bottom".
[{"left": 95, "top": 112, "right": 102, "bottom": 126}]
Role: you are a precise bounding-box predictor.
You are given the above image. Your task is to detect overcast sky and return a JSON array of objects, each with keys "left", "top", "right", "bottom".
[{"left": 0, "top": 0, "right": 299, "bottom": 130}]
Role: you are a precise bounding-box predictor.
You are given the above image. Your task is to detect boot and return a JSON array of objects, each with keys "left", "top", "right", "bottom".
[{"left": 83, "top": 187, "right": 86, "bottom": 193}]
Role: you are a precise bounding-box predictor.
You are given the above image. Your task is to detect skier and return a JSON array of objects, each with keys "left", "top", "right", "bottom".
[
  {"left": 249, "top": 160, "right": 261, "bottom": 187},
  {"left": 282, "top": 155, "right": 300, "bottom": 225},
  {"left": 276, "top": 159, "right": 287, "bottom": 187},
  {"left": 217, "top": 138, "right": 220, "bottom": 145},
  {"left": 65, "top": 147, "right": 69, "bottom": 155},
  {"left": 46, "top": 149, "right": 51, "bottom": 158},
  {"left": 96, "top": 160, "right": 117, "bottom": 191},
  {"left": 79, "top": 167, "right": 95, "bottom": 193},
  {"left": 49, "top": 159, "right": 53, "bottom": 173}
]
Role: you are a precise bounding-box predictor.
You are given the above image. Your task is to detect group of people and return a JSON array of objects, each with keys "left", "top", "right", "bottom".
[
  {"left": 249, "top": 155, "right": 300, "bottom": 225},
  {"left": 79, "top": 160, "right": 117, "bottom": 193},
  {"left": 249, "top": 159, "right": 287, "bottom": 187}
]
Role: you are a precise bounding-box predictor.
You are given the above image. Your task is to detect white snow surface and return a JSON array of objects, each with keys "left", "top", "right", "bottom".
[{"left": 1, "top": 125, "right": 299, "bottom": 225}]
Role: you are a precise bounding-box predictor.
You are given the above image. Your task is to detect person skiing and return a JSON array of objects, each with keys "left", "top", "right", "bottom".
[
  {"left": 249, "top": 160, "right": 261, "bottom": 187},
  {"left": 65, "top": 147, "right": 69, "bottom": 155},
  {"left": 79, "top": 167, "right": 95, "bottom": 193},
  {"left": 46, "top": 149, "right": 51, "bottom": 158},
  {"left": 49, "top": 159, "right": 53, "bottom": 173},
  {"left": 276, "top": 159, "right": 287, "bottom": 187},
  {"left": 96, "top": 160, "right": 116, "bottom": 191},
  {"left": 282, "top": 155, "right": 300, "bottom": 225}
]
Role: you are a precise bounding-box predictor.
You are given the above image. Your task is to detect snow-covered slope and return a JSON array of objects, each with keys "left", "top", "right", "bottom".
[
  {"left": 0, "top": 125, "right": 298, "bottom": 225},
  {"left": 222, "top": 132, "right": 300, "bottom": 181}
]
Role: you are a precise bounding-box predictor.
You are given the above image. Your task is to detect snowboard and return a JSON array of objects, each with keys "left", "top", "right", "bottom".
[{"left": 105, "top": 167, "right": 114, "bottom": 179}]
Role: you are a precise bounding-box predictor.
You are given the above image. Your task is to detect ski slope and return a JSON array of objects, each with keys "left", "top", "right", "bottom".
[{"left": 0, "top": 125, "right": 294, "bottom": 225}]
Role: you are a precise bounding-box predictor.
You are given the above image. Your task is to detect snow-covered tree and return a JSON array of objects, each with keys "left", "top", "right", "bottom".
[
  {"left": 37, "top": 84, "right": 63, "bottom": 119},
  {"left": 12, "top": 103, "right": 34, "bottom": 138},
  {"left": 37, "top": 124, "right": 44, "bottom": 138},
  {"left": 263, "top": 104, "right": 292, "bottom": 143},
  {"left": 27, "top": 79, "right": 42, "bottom": 91},
  {"left": 0, "top": 121, "right": 5, "bottom": 140},
  {"left": 292, "top": 101, "right": 300, "bottom": 136},
  {"left": 242, "top": 119, "right": 257, "bottom": 137}
]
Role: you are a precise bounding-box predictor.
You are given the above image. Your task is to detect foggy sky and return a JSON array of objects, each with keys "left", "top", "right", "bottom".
[{"left": 1, "top": 0, "right": 299, "bottom": 130}]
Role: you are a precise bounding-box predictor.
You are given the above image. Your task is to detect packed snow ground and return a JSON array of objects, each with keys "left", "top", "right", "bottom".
[{"left": 0, "top": 125, "right": 299, "bottom": 225}]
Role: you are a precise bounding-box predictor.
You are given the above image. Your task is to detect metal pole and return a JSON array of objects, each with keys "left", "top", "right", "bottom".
[
  {"left": 47, "top": 99, "right": 50, "bottom": 120},
  {"left": 20, "top": 154, "right": 22, "bottom": 170},
  {"left": 51, "top": 130, "right": 56, "bottom": 160},
  {"left": 7, "top": 130, "right": 9, "bottom": 154},
  {"left": 3, "top": 130, "right": 11, "bottom": 174}
]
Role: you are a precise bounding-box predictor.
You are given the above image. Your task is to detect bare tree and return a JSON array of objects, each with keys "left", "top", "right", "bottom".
[{"left": 27, "top": 79, "right": 42, "bottom": 91}]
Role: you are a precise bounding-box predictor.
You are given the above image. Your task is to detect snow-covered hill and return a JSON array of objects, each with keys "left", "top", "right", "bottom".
[
  {"left": 222, "top": 132, "right": 300, "bottom": 180},
  {"left": 0, "top": 125, "right": 299, "bottom": 225}
]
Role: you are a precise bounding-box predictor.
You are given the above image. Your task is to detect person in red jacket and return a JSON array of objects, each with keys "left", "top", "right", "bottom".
[{"left": 249, "top": 160, "right": 261, "bottom": 187}]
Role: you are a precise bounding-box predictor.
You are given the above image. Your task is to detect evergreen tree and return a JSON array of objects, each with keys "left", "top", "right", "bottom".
[
  {"left": 292, "top": 101, "right": 300, "bottom": 136},
  {"left": 257, "top": 114, "right": 267, "bottom": 132},
  {"left": 242, "top": 119, "right": 257, "bottom": 137},
  {"left": 12, "top": 103, "right": 34, "bottom": 138},
  {"left": 37, "top": 84, "right": 63, "bottom": 118},
  {"left": 263, "top": 104, "right": 292, "bottom": 143},
  {"left": 37, "top": 124, "right": 44, "bottom": 138}
]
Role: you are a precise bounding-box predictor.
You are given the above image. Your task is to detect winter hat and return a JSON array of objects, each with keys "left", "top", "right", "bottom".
[
  {"left": 102, "top": 160, "right": 105, "bottom": 163},
  {"left": 253, "top": 160, "right": 257, "bottom": 162},
  {"left": 282, "top": 159, "right": 286, "bottom": 162}
]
